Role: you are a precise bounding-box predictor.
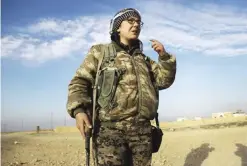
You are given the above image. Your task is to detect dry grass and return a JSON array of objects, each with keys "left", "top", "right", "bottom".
[
  {"left": 54, "top": 126, "right": 79, "bottom": 133},
  {"left": 2, "top": 116, "right": 246, "bottom": 166},
  {"left": 2, "top": 126, "right": 247, "bottom": 166},
  {"left": 54, "top": 116, "right": 247, "bottom": 133}
]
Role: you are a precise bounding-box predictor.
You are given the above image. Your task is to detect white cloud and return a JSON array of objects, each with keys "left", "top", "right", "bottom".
[
  {"left": 137, "top": 0, "right": 247, "bottom": 56},
  {"left": 1, "top": 16, "right": 111, "bottom": 63},
  {"left": 1, "top": 0, "right": 247, "bottom": 63},
  {"left": 1, "top": 36, "right": 24, "bottom": 57}
]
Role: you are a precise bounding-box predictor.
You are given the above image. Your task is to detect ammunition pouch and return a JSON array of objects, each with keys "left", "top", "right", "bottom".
[
  {"left": 97, "top": 67, "right": 119, "bottom": 109},
  {"left": 96, "top": 44, "right": 126, "bottom": 111}
]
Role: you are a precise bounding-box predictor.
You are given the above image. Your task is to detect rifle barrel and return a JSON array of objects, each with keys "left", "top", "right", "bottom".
[{"left": 85, "top": 132, "right": 91, "bottom": 166}]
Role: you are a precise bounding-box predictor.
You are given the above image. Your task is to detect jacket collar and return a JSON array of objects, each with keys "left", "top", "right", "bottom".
[{"left": 111, "top": 39, "right": 143, "bottom": 56}]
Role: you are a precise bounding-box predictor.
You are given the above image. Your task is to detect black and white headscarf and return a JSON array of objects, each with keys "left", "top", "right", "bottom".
[{"left": 109, "top": 8, "right": 142, "bottom": 35}]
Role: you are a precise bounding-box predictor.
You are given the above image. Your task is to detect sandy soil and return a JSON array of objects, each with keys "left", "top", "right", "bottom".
[{"left": 1, "top": 126, "right": 247, "bottom": 166}]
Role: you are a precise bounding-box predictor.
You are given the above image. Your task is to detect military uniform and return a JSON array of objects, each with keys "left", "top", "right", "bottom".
[{"left": 66, "top": 8, "right": 176, "bottom": 166}]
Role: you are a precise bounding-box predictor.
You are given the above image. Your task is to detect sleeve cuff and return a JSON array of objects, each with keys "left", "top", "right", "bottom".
[
  {"left": 73, "top": 107, "right": 85, "bottom": 118},
  {"left": 159, "top": 51, "right": 171, "bottom": 61}
]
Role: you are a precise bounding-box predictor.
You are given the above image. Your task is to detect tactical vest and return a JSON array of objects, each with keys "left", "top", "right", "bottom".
[{"left": 97, "top": 43, "right": 126, "bottom": 110}]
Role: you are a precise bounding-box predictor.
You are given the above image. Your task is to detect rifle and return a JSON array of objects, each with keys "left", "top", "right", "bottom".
[
  {"left": 85, "top": 127, "right": 92, "bottom": 166},
  {"left": 84, "top": 44, "right": 115, "bottom": 166},
  {"left": 84, "top": 44, "right": 106, "bottom": 166}
]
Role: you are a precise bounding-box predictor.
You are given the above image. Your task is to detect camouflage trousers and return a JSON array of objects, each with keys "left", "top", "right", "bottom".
[{"left": 92, "top": 119, "right": 153, "bottom": 166}]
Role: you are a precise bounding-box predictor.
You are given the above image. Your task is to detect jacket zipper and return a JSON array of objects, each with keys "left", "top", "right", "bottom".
[{"left": 130, "top": 55, "right": 142, "bottom": 116}]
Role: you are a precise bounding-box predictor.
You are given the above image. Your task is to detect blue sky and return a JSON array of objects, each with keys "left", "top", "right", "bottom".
[{"left": 1, "top": 0, "right": 247, "bottom": 131}]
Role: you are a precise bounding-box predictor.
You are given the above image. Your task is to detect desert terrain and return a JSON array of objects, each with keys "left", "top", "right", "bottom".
[{"left": 1, "top": 117, "right": 247, "bottom": 166}]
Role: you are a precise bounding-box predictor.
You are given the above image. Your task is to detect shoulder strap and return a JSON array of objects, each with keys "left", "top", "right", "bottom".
[
  {"left": 155, "top": 113, "right": 160, "bottom": 129},
  {"left": 108, "top": 43, "right": 117, "bottom": 59},
  {"left": 92, "top": 44, "right": 105, "bottom": 133},
  {"left": 103, "top": 43, "right": 117, "bottom": 62}
]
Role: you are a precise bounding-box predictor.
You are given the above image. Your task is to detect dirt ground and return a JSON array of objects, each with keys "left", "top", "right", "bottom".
[{"left": 1, "top": 126, "right": 247, "bottom": 166}]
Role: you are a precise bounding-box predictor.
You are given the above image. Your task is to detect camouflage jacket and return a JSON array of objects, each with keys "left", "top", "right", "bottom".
[{"left": 66, "top": 41, "right": 176, "bottom": 122}]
